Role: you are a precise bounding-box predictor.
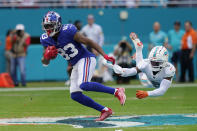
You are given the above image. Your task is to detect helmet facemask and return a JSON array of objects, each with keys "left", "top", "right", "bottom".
[
  {"left": 148, "top": 46, "right": 169, "bottom": 72},
  {"left": 150, "top": 59, "right": 166, "bottom": 72},
  {"left": 42, "top": 21, "right": 61, "bottom": 37},
  {"left": 42, "top": 11, "right": 62, "bottom": 37}
]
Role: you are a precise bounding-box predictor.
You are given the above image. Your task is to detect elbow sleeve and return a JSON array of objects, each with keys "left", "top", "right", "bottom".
[{"left": 147, "top": 79, "right": 171, "bottom": 97}]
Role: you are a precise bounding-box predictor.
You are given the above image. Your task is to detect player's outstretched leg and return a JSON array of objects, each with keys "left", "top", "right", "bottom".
[
  {"left": 78, "top": 57, "right": 126, "bottom": 105},
  {"left": 130, "top": 32, "right": 143, "bottom": 64},
  {"left": 80, "top": 82, "right": 126, "bottom": 105},
  {"left": 71, "top": 57, "right": 125, "bottom": 121},
  {"left": 71, "top": 91, "right": 113, "bottom": 121}
]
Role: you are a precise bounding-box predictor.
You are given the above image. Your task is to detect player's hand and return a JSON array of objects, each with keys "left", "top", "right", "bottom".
[
  {"left": 136, "top": 90, "right": 148, "bottom": 99},
  {"left": 130, "top": 32, "right": 138, "bottom": 40},
  {"left": 104, "top": 55, "right": 115, "bottom": 65},
  {"left": 44, "top": 46, "right": 58, "bottom": 60}
]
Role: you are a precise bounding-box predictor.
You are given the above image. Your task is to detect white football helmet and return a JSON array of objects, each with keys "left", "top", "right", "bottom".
[{"left": 148, "top": 46, "right": 169, "bottom": 72}]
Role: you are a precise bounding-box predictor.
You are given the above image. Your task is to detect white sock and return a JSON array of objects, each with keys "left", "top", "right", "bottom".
[
  {"left": 103, "top": 107, "right": 109, "bottom": 111},
  {"left": 114, "top": 89, "right": 118, "bottom": 95}
]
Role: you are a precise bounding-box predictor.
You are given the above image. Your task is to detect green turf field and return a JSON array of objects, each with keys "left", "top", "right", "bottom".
[{"left": 0, "top": 82, "right": 197, "bottom": 131}]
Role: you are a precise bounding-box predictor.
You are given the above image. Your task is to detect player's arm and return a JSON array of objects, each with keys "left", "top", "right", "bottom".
[
  {"left": 136, "top": 77, "right": 172, "bottom": 99},
  {"left": 136, "top": 78, "right": 172, "bottom": 99},
  {"left": 103, "top": 56, "right": 149, "bottom": 77},
  {"left": 74, "top": 32, "right": 115, "bottom": 64},
  {"left": 103, "top": 61, "right": 141, "bottom": 77},
  {"left": 74, "top": 32, "right": 105, "bottom": 56},
  {"left": 119, "top": 59, "right": 148, "bottom": 77},
  {"left": 146, "top": 77, "right": 172, "bottom": 97},
  {"left": 114, "top": 65, "right": 141, "bottom": 77},
  {"left": 122, "top": 67, "right": 141, "bottom": 77}
]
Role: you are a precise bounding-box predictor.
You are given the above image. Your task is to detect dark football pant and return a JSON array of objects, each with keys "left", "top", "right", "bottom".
[{"left": 180, "top": 49, "right": 194, "bottom": 82}]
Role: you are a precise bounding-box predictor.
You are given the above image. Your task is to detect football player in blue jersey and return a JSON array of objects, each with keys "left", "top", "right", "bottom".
[{"left": 40, "top": 11, "right": 126, "bottom": 121}]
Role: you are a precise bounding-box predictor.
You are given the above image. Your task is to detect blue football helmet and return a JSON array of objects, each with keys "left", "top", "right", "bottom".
[{"left": 42, "top": 11, "right": 62, "bottom": 37}]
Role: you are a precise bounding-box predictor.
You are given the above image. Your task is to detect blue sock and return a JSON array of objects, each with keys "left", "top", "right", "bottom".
[
  {"left": 80, "top": 82, "right": 115, "bottom": 95},
  {"left": 71, "top": 92, "right": 104, "bottom": 112}
]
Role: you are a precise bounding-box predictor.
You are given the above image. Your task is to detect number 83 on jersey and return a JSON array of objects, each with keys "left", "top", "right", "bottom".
[{"left": 58, "top": 43, "right": 78, "bottom": 60}]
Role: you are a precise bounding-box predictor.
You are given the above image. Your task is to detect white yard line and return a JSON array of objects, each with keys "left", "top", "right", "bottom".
[
  {"left": 0, "top": 83, "right": 196, "bottom": 92},
  {"left": 0, "top": 87, "right": 69, "bottom": 92}
]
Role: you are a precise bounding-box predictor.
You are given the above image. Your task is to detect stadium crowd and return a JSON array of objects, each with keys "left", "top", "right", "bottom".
[{"left": 0, "top": 0, "right": 196, "bottom": 8}]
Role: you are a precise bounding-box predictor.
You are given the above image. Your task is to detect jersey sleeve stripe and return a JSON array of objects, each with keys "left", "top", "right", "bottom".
[{"left": 84, "top": 58, "right": 89, "bottom": 82}]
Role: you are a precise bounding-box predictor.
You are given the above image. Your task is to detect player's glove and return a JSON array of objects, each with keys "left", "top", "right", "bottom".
[
  {"left": 104, "top": 55, "right": 115, "bottom": 65},
  {"left": 136, "top": 90, "right": 148, "bottom": 99},
  {"left": 44, "top": 46, "right": 58, "bottom": 60}
]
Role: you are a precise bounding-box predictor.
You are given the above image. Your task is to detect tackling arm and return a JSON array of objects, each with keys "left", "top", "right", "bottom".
[
  {"left": 147, "top": 78, "right": 172, "bottom": 97},
  {"left": 136, "top": 78, "right": 172, "bottom": 99},
  {"left": 103, "top": 61, "right": 141, "bottom": 77},
  {"left": 121, "top": 67, "right": 141, "bottom": 77}
]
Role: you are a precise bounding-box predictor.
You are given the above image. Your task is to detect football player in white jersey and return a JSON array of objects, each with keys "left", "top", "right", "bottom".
[{"left": 104, "top": 32, "right": 175, "bottom": 99}]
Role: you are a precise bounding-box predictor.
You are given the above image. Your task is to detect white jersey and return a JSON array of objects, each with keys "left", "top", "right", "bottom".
[
  {"left": 137, "top": 59, "right": 175, "bottom": 88},
  {"left": 81, "top": 24, "right": 104, "bottom": 47}
]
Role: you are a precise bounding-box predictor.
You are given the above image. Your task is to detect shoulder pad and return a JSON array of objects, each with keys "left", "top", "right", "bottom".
[
  {"left": 137, "top": 59, "right": 149, "bottom": 72},
  {"left": 164, "top": 62, "right": 176, "bottom": 78}
]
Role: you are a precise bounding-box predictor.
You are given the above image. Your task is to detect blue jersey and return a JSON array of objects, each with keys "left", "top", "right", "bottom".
[{"left": 40, "top": 24, "right": 95, "bottom": 66}]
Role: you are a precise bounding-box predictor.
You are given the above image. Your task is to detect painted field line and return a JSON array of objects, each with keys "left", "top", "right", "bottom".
[
  {"left": 0, "top": 87, "right": 69, "bottom": 92},
  {"left": 112, "top": 83, "right": 197, "bottom": 88},
  {"left": 0, "top": 83, "right": 196, "bottom": 92},
  {"left": 0, "top": 114, "right": 196, "bottom": 128}
]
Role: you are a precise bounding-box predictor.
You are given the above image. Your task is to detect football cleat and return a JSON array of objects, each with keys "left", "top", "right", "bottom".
[
  {"left": 115, "top": 88, "right": 126, "bottom": 106},
  {"left": 95, "top": 107, "right": 113, "bottom": 121},
  {"left": 130, "top": 32, "right": 143, "bottom": 50}
]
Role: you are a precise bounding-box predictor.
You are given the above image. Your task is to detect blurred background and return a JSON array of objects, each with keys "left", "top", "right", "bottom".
[{"left": 0, "top": 0, "right": 197, "bottom": 87}]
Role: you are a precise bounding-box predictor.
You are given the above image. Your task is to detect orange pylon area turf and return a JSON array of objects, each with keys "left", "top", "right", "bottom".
[{"left": 0, "top": 73, "right": 14, "bottom": 88}]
